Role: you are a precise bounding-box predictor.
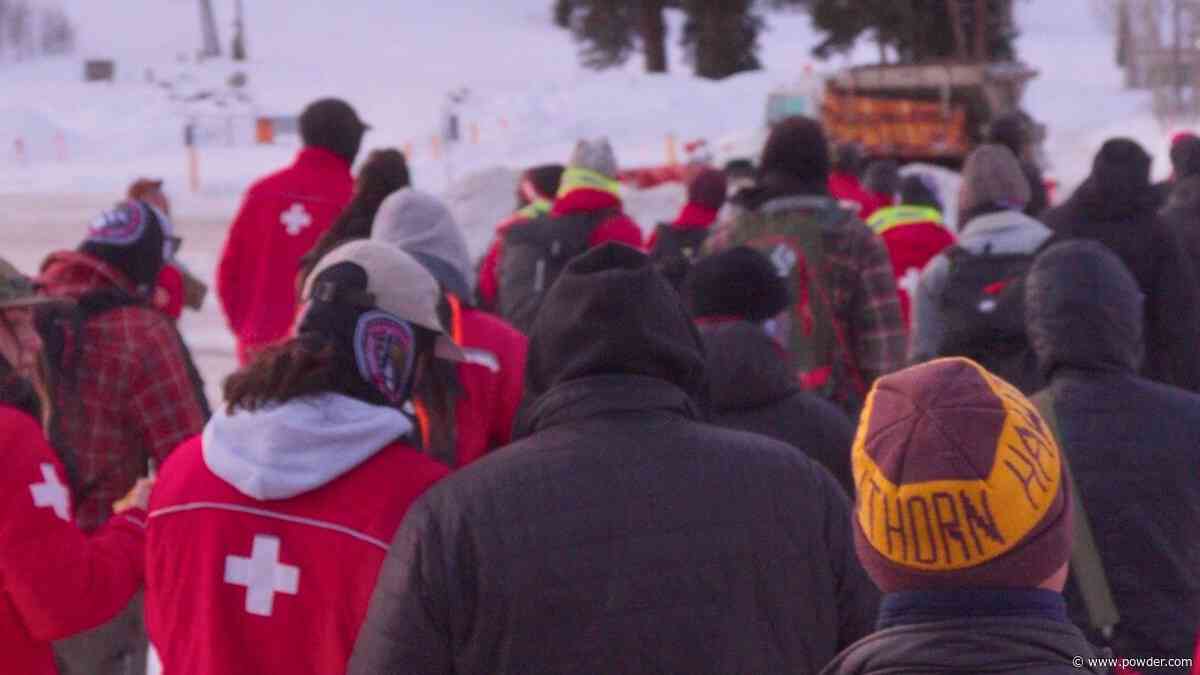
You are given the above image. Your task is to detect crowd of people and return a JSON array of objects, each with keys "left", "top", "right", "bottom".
[{"left": 1, "top": 96, "right": 1199, "bottom": 675}]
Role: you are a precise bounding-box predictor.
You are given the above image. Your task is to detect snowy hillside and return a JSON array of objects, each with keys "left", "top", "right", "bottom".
[{"left": 2, "top": 1, "right": 1171, "bottom": 210}]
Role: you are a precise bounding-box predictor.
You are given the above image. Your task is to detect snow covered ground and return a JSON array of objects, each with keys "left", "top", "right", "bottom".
[{"left": 0, "top": 0, "right": 1168, "bottom": 411}]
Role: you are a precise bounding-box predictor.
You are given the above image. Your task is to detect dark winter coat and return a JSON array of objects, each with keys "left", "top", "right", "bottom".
[
  {"left": 1021, "top": 160, "right": 1049, "bottom": 217},
  {"left": 1042, "top": 174, "right": 1200, "bottom": 392},
  {"left": 821, "top": 617, "right": 1110, "bottom": 675},
  {"left": 1159, "top": 174, "right": 1200, "bottom": 278},
  {"left": 701, "top": 320, "right": 855, "bottom": 495},
  {"left": 1026, "top": 240, "right": 1200, "bottom": 670},
  {"left": 348, "top": 244, "right": 880, "bottom": 675}
]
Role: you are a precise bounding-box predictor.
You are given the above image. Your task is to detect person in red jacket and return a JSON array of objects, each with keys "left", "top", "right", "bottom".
[
  {"left": 866, "top": 173, "right": 956, "bottom": 326},
  {"left": 477, "top": 164, "right": 564, "bottom": 312},
  {"left": 217, "top": 98, "right": 367, "bottom": 364},
  {"left": 0, "top": 260, "right": 151, "bottom": 675},
  {"left": 489, "top": 139, "right": 644, "bottom": 326},
  {"left": 371, "top": 188, "right": 528, "bottom": 466},
  {"left": 146, "top": 240, "right": 455, "bottom": 675},
  {"left": 828, "top": 141, "right": 878, "bottom": 219}
]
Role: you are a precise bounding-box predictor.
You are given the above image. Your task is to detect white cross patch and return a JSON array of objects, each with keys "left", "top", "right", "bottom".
[
  {"left": 29, "top": 463, "right": 70, "bottom": 521},
  {"left": 280, "top": 203, "right": 312, "bottom": 236},
  {"left": 224, "top": 534, "right": 300, "bottom": 617}
]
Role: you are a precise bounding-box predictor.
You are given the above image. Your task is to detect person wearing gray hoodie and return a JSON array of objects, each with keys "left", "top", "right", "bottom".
[
  {"left": 371, "top": 188, "right": 529, "bottom": 467},
  {"left": 908, "top": 144, "right": 1053, "bottom": 390}
]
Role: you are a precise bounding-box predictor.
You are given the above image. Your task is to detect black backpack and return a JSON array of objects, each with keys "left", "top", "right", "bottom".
[
  {"left": 649, "top": 224, "right": 709, "bottom": 289},
  {"left": 936, "top": 243, "right": 1043, "bottom": 393},
  {"left": 497, "top": 209, "right": 613, "bottom": 333}
]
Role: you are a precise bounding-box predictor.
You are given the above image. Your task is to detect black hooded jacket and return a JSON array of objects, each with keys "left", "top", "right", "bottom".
[
  {"left": 702, "top": 320, "right": 855, "bottom": 494},
  {"left": 349, "top": 244, "right": 880, "bottom": 675},
  {"left": 1159, "top": 174, "right": 1200, "bottom": 277},
  {"left": 1026, "top": 240, "right": 1200, "bottom": 670},
  {"left": 1042, "top": 140, "right": 1200, "bottom": 392}
]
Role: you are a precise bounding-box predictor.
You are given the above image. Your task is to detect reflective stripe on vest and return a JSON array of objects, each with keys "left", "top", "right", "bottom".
[
  {"left": 867, "top": 206, "right": 943, "bottom": 235},
  {"left": 556, "top": 167, "right": 622, "bottom": 199},
  {"left": 517, "top": 200, "right": 552, "bottom": 221}
]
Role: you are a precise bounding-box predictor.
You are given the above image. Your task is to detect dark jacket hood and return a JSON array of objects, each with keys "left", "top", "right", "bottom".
[
  {"left": 1026, "top": 240, "right": 1144, "bottom": 379},
  {"left": 700, "top": 321, "right": 796, "bottom": 412},
  {"left": 524, "top": 243, "right": 708, "bottom": 405},
  {"left": 822, "top": 618, "right": 1110, "bottom": 674},
  {"left": 1059, "top": 139, "right": 1156, "bottom": 222}
]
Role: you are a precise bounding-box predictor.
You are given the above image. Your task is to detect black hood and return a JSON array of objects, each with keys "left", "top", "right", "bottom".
[
  {"left": 524, "top": 243, "right": 708, "bottom": 405},
  {"left": 1059, "top": 139, "right": 1156, "bottom": 222},
  {"left": 700, "top": 321, "right": 796, "bottom": 412},
  {"left": 1026, "top": 240, "right": 1144, "bottom": 379}
]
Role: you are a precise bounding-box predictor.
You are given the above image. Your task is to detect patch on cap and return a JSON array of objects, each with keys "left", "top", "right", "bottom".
[
  {"left": 88, "top": 202, "right": 147, "bottom": 247},
  {"left": 852, "top": 359, "right": 1063, "bottom": 572},
  {"left": 353, "top": 310, "right": 417, "bottom": 406}
]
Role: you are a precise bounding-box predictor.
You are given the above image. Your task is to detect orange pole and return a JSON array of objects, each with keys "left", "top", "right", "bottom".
[
  {"left": 666, "top": 133, "right": 678, "bottom": 167},
  {"left": 188, "top": 146, "right": 200, "bottom": 193}
]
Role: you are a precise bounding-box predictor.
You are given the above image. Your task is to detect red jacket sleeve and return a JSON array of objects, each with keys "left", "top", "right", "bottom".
[
  {"left": 589, "top": 213, "right": 645, "bottom": 251},
  {"left": 0, "top": 409, "right": 145, "bottom": 641},
  {"left": 491, "top": 328, "right": 528, "bottom": 448},
  {"left": 217, "top": 190, "right": 258, "bottom": 335},
  {"left": 153, "top": 264, "right": 185, "bottom": 321},
  {"left": 477, "top": 237, "right": 504, "bottom": 312}
]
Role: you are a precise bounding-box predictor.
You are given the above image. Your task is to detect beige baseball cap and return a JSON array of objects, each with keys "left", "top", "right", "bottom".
[{"left": 301, "top": 239, "right": 468, "bottom": 363}]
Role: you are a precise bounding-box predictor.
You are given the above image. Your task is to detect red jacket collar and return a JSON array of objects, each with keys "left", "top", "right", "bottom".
[
  {"left": 296, "top": 146, "right": 352, "bottom": 173},
  {"left": 672, "top": 203, "right": 718, "bottom": 230},
  {"left": 38, "top": 251, "right": 138, "bottom": 299},
  {"left": 552, "top": 187, "right": 622, "bottom": 216}
]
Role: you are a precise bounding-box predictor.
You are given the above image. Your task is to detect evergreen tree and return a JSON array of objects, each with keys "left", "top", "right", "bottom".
[
  {"left": 808, "top": 0, "right": 1017, "bottom": 64},
  {"left": 681, "top": 0, "right": 762, "bottom": 80},
  {"left": 570, "top": 0, "right": 637, "bottom": 69},
  {"left": 554, "top": 0, "right": 577, "bottom": 29},
  {"left": 568, "top": 0, "right": 668, "bottom": 73}
]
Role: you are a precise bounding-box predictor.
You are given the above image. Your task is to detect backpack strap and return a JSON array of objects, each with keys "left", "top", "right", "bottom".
[{"left": 1030, "top": 389, "right": 1121, "bottom": 641}]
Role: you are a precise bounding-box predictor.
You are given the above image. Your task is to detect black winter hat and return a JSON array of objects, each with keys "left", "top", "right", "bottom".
[
  {"left": 760, "top": 116, "right": 831, "bottom": 185},
  {"left": 522, "top": 164, "right": 565, "bottom": 202},
  {"left": 79, "top": 200, "right": 167, "bottom": 289},
  {"left": 687, "top": 167, "right": 728, "bottom": 211},
  {"left": 524, "top": 243, "right": 706, "bottom": 402},
  {"left": 899, "top": 173, "right": 942, "bottom": 211},
  {"left": 683, "top": 246, "right": 792, "bottom": 323},
  {"left": 300, "top": 98, "right": 370, "bottom": 165},
  {"left": 1091, "top": 137, "right": 1152, "bottom": 192}
]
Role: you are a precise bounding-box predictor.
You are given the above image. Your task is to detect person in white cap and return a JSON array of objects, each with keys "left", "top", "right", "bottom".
[{"left": 143, "top": 240, "right": 459, "bottom": 675}]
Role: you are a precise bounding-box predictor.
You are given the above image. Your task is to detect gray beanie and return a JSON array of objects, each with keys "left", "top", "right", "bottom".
[
  {"left": 959, "top": 144, "right": 1032, "bottom": 215},
  {"left": 568, "top": 137, "right": 619, "bottom": 179},
  {"left": 370, "top": 188, "right": 473, "bottom": 300}
]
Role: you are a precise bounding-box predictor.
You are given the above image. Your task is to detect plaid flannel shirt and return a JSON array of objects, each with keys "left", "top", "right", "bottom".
[
  {"left": 39, "top": 252, "right": 207, "bottom": 532},
  {"left": 709, "top": 197, "right": 908, "bottom": 397}
]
